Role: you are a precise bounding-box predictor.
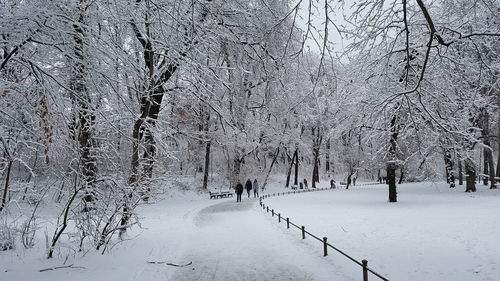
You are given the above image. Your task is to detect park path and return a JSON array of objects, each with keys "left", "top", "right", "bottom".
[{"left": 169, "top": 196, "right": 345, "bottom": 281}]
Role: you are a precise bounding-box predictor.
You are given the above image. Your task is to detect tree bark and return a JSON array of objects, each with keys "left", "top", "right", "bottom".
[
  {"left": 387, "top": 162, "right": 397, "bottom": 201},
  {"left": 325, "top": 138, "right": 330, "bottom": 177},
  {"left": 496, "top": 143, "right": 500, "bottom": 179},
  {"left": 262, "top": 147, "right": 280, "bottom": 190},
  {"left": 0, "top": 160, "right": 13, "bottom": 213},
  {"left": 311, "top": 127, "right": 322, "bottom": 188},
  {"left": 465, "top": 159, "right": 476, "bottom": 192},
  {"left": 398, "top": 167, "right": 405, "bottom": 184},
  {"left": 294, "top": 147, "right": 299, "bottom": 186},
  {"left": 483, "top": 148, "right": 489, "bottom": 185},
  {"left": 387, "top": 112, "right": 399, "bottom": 202},
  {"left": 458, "top": 158, "right": 463, "bottom": 185},
  {"left": 478, "top": 107, "right": 496, "bottom": 188},
  {"left": 71, "top": 8, "right": 97, "bottom": 190},
  {"left": 285, "top": 149, "right": 296, "bottom": 187},
  {"left": 202, "top": 141, "right": 211, "bottom": 189},
  {"left": 444, "top": 148, "right": 455, "bottom": 187}
]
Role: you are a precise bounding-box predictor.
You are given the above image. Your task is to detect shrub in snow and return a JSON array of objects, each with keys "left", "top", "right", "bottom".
[{"left": 0, "top": 221, "right": 16, "bottom": 251}]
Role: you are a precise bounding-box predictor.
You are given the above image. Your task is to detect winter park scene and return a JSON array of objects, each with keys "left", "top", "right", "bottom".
[{"left": 0, "top": 0, "right": 499, "bottom": 281}]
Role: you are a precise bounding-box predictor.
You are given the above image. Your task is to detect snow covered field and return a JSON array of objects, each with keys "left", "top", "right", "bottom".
[
  {"left": 1, "top": 181, "right": 498, "bottom": 281},
  {"left": 264, "top": 182, "right": 500, "bottom": 281}
]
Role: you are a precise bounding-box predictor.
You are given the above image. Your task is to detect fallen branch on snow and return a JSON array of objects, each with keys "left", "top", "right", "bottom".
[
  {"left": 147, "top": 261, "right": 193, "bottom": 267},
  {"left": 39, "top": 264, "right": 86, "bottom": 272}
]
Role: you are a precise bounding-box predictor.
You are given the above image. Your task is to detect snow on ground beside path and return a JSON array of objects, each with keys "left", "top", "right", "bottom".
[
  {"left": 0, "top": 190, "right": 215, "bottom": 281},
  {"left": 263, "top": 181, "right": 500, "bottom": 281}
]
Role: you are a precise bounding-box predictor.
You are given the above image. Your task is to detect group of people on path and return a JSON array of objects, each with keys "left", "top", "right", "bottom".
[{"left": 235, "top": 179, "right": 259, "bottom": 202}]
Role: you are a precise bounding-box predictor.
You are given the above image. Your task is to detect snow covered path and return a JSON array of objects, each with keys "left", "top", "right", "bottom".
[
  {"left": 1, "top": 190, "right": 347, "bottom": 281},
  {"left": 168, "top": 197, "right": 343, "bottom": 281}
]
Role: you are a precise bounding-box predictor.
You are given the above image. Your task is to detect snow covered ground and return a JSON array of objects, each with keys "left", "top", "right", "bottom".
[
  {"left": 1, "top": 180, "right": 498, "bottom": 281},
  {"left": 264, "top": 181, "right": 500, "bottom": 281}
]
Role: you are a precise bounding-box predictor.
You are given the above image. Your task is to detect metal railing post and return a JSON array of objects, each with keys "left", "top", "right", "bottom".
[
  {"left": 278, "top": 213, "right": 281, "bottom": 222},
  {"left": 286, "top": 217, "right": 289, "bottom": 229},
  {"left": 323, "top": 237, "right": 328, "bottom": 256},
  {"left": 362, "top": 259, "right": 368, "bottom": 281},
  {"left": 301, "top": 226, "right": 305, "bottom": 239},
  {"left": 272, "top": 209, "right": 274, "bottom": 216}
]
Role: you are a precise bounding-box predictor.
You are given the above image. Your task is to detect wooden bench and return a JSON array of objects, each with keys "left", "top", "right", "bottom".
[{"left": 209, "top": 191, "right": 234, "bottom": 199}]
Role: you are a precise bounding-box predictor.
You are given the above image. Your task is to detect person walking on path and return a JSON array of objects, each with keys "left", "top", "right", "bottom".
[
  {"left": 235, "top": 181, "right": 244, "bottom": 202},
  {"left": 303, "top": 178, "right": 308, "bottom": 189},
  {"left": 245, "top": 179, "right": 253, "bottom": 198},
  {"left": 330, "top": 179, "right": 336, "bottom": 189},
  {"left": 253, "top": 179, "right": 259, "bottom": 198}
]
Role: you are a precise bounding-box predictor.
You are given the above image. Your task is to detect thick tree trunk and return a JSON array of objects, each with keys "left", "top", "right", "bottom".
[
  {"left": 465, "top": 159, "right": 476, "bottom": 192},
  {"left": 387, "top": 113, "right": 399, "bottom": 202},
  {"left": 312, "top": 150, "right": 319, "bottom": 188},
  {"left": 0, "top": 160, "right": 13, "bottom": 213},
  {"left": 387, "top": 161, "right": 397, "bottom": 202},
  {"left": 444, "top": 148, "right": 455, "bottom": 187},
  {"left": 202, "top": 141, "right": 211, "bottom": 189},
  {"left": 71, "top": 8, "right": 96, "bottom": 191},
  {"left": 285, "top": 149, "right": 296, "bottom": 187},
  {"left": 478, "top": 108, "right": 496, "bottom": 188}
]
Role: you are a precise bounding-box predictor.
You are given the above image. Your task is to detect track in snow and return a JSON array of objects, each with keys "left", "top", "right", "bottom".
[{"left": 169, "top": 197, "right": 344, "bottom": 281}]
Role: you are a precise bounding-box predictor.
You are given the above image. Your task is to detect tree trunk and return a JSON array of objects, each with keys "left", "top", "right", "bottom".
[
  {"left": 325, "top": 138, "right": 330, "bottom": 177},
  {"left": 202, "top": 141, "right": 211, "bottom": 189},
  {"left": 0, "top": 160, "right": 13, "bottom": 213},
  {"left": 478, "top": 107, "right": 496, "bottom": 188},
  {"left": 487, "top": 148, "right": 496, "bottom": 189},
  {"left": 312, "top": 150, "right": 319, "bottom": 188},
  {"left": 294, "top": 147, "right": 299, "bottom": 186},
  {"left": 71, "top": 8, "right": 97, "bottom": 190},
  {"left": 483, "top": 148, "right": 489, "bottom": 185},
  {"left": 387, "top": 161, "right": 397, "bottom": 202},
  {"left": 458, "top": 158, "right": 463, "bottom": 185},
  {"left": 398, "top": 167, "right": 404, "bottom": 184},
  {"left": 496, "top": 143, "right": 500, "bottom": 179},
  {"left": 465, "top": 159, "right": 476, "bottom": 192},
  {"left": 444, "top": 148, "right": 455, "bottom": 187},
  {"left": 387, "top": 113, "right": 399, "bottom": 202},
  {"left": 262, "top": 147, "right": 280, "bottom": 190},
  {"left": 285, "top": 149, "right": 296, "bottom": 187},
  {"left": 311, "top": 127, "right": 322, "bottom": 188}
]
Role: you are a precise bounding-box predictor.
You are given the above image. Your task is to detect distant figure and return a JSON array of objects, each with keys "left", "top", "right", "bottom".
[
  {"left": 235, "top": 181, "right": 243, "bottom": 202},
  {"left": 303, "top": 178, "right": 308, "bottom": 189},
  {"left": 378, "top": 177, "right": 382, "bottom": 183},
  {"left": 330, "top": 179, "right": 336, "bottom": 189},
  {"left": 253, "top": 179, "right": 259, "bottom": 197},
  {"left": 353, "top": 177, "right": 357, "bottom": 186},
  {"left": 346, "top": 176, "right": 352, "bottom": 189},
  {"left": 299, "top": 182, "right": 303, "bottom": 189},
  {"left": 245, "top": 179, "right": 253, "bottom": 198}
]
